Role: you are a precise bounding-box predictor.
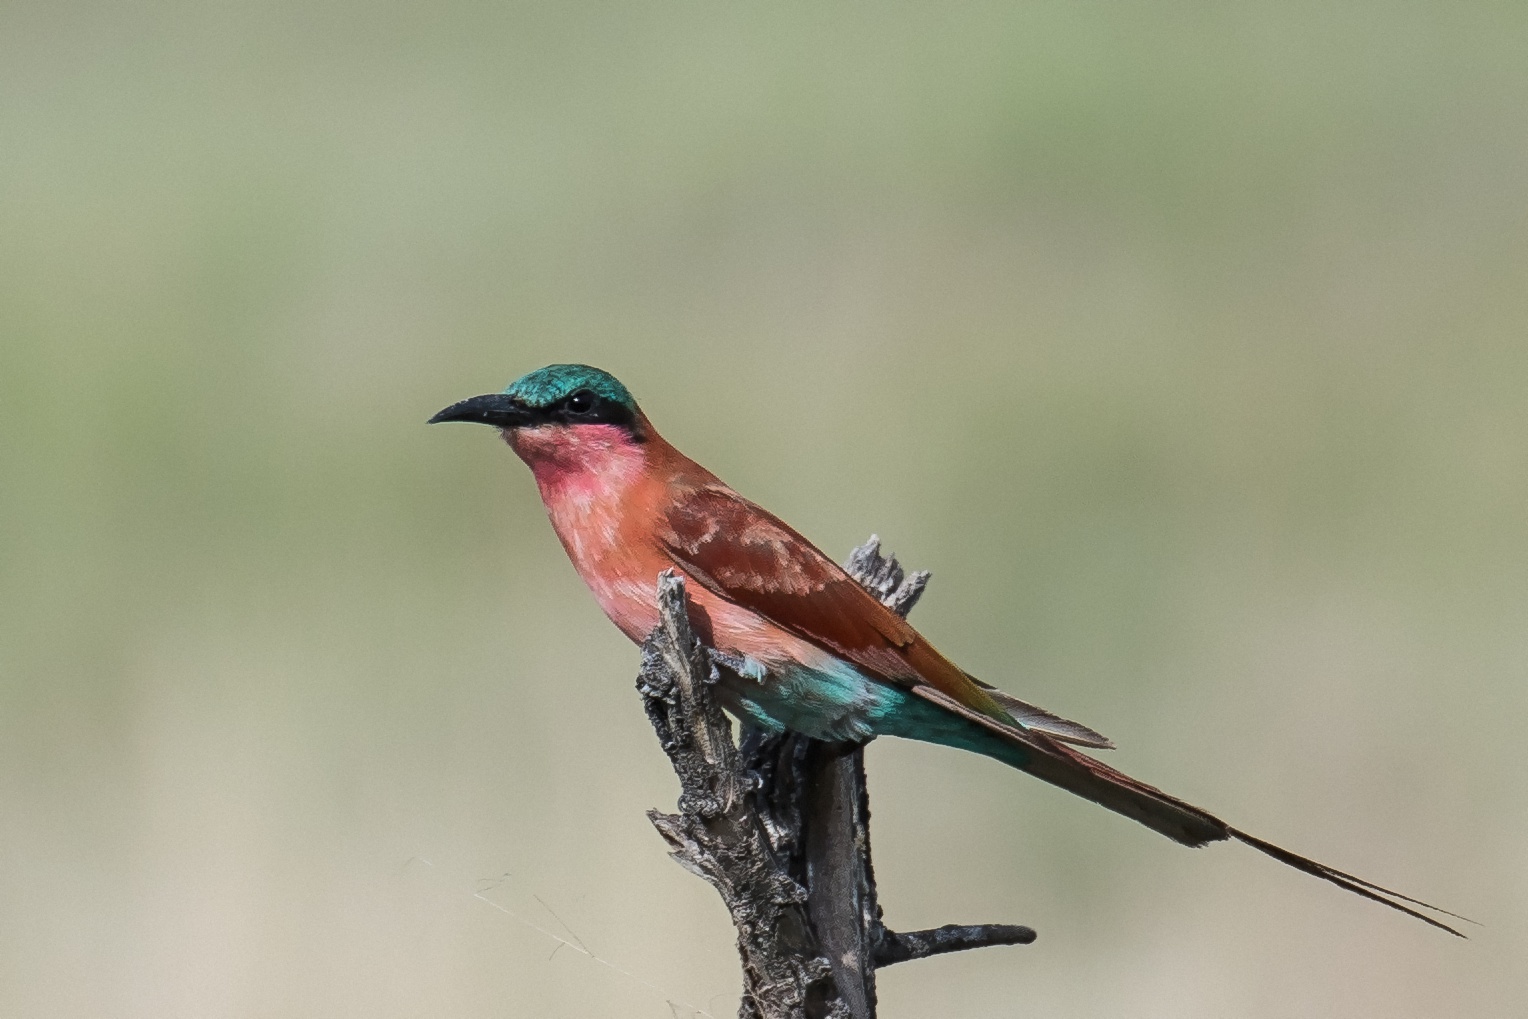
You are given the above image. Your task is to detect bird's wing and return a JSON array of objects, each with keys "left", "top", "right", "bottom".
[{"left": 658, "top": 484, "right": 1010, "bottom": 720}]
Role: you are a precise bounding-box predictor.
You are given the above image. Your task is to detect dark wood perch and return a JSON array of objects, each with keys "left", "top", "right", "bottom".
[{"left": 637, "top": 537, "right": 1035, "bottom": 1019}]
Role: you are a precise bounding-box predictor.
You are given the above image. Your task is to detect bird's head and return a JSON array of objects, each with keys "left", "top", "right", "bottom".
[{"left": 430, "top": 364, "right": 647, "bottom": 477}]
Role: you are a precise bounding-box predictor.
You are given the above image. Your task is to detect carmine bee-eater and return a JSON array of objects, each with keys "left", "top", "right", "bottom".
[{"left": 431, "top": 363, "right": 1465, "bottom": 935}]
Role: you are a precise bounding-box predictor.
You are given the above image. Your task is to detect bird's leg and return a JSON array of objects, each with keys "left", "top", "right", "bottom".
[{"left": 738, "top": 728, "right": 807, "bottom": 856}]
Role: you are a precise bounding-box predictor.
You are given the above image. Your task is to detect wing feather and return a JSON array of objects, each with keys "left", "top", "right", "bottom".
[{"left": 659, "top": 485, "right": 1006, "bottom": 719}]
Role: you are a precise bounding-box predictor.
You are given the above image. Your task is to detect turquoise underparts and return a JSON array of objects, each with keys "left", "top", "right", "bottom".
[{"left": 711, "top": 651, "right": 1030, "bottom": 769}]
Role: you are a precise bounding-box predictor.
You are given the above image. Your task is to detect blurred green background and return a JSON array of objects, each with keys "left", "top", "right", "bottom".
[{"left": 2, "top": 2, "right": 1524, "bottom": 1016}]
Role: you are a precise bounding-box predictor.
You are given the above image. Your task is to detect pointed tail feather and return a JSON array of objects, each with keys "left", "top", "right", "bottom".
[
  {"left": 903, "top": 685, "right": 1470, "bottom": 936},
  {"left": 1230, "top": 828, "right": 1472, "bottom": 937}
]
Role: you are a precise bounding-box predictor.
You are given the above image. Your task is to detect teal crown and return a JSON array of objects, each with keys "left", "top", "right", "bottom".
[{"left": 504, "top": 364, "right": 636, "bottom": 410}]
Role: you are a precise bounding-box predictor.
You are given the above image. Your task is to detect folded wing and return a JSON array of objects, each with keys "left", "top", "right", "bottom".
[{"left": 659, "top": 483, "right": 1011, "bottom": 721}]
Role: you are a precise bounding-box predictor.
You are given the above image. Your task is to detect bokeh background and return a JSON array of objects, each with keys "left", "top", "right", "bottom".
[{"left": 3, "top": 2, "right": 1524, "bottom": 1016}]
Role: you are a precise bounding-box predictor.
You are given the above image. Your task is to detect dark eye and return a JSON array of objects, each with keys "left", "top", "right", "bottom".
[{"left": 566, "top": 390, "right": 596, "bottom": 414}]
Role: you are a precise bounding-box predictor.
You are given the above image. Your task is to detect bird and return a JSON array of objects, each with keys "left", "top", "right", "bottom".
[{"left": 430, "top": 362, "right": 1466, "bottom": 936}]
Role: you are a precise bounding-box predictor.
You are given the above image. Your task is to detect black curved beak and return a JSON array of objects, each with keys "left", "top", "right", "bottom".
[{"left": 427, "top": 393, "right": 533, "bottom": 428}]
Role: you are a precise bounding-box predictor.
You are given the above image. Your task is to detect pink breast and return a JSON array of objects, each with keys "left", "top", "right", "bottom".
[{"left": 572, "top": 546, "right": 830, "bottom": 675}]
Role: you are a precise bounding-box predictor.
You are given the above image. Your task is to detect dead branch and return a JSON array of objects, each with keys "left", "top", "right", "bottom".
[{"left": 637, "top": 537, "right": 1034, "bottom": 1019}]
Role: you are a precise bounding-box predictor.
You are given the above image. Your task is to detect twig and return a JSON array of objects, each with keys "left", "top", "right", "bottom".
[{"left": 873, "top": 923, "right": 1037, "bottom": 967}]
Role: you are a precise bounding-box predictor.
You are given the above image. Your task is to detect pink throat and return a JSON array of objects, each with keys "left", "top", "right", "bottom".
[{"left": 505, "top": 423, "right": 647, "bottom": 499}]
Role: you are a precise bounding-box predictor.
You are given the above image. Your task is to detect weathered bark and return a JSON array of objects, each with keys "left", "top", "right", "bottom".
[{"left": 638, "top": 538, "right": 1035, "bottom": 1019}]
